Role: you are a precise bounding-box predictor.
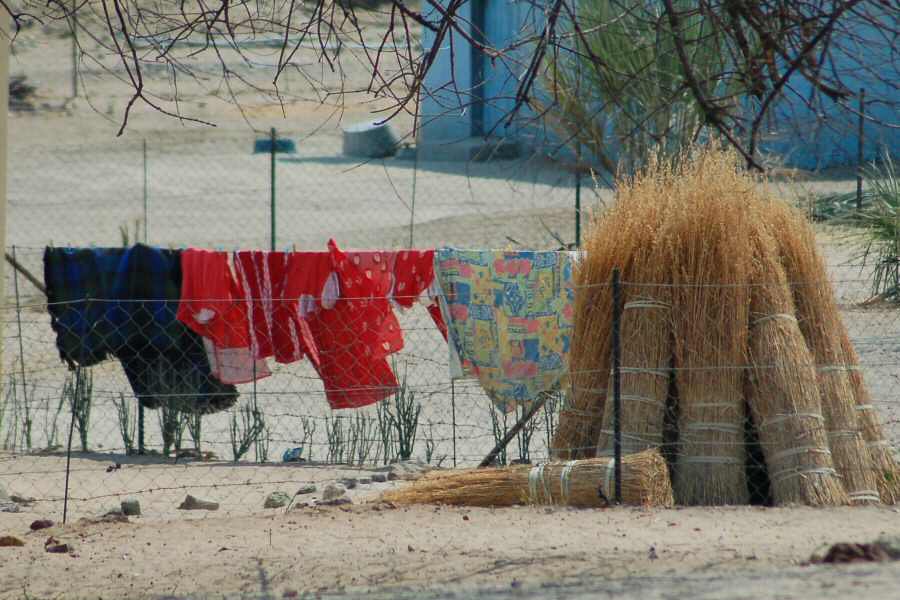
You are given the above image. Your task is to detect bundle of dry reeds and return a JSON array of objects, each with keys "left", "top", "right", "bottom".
[
  {"left": 664, "top": 153, "right": 752, "bottom": 505},
  {"left": 839, "top": 331, "right": 900, "bottom": 504},
  {"left": 593, "top": 208, "right": 675, "bottom": 457},
  {"left": 768, "top": 203, "right": 882, "bottom": 504},
  {"left": 594, "top": 293, "right": 672, "bottom": 456},
  {"left": 746, "top": 223, "right": 848, "bottom": 506},
  {"left": 555, "top": 164, "right": 678, "bottom": 459},
  {"left": 381, "top": 450, "right": 674, "bottom": 508}
]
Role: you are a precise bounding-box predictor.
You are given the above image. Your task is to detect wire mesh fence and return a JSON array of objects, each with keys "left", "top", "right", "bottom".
[
  {"left": 2, "top": 131, "right": 898, "bottom": 520},
  {"left": 0, "top": 244, "right": 898, "bottom": 519},
  {"left": 7, "top": 132, "right": 592, "bottom": 252}
]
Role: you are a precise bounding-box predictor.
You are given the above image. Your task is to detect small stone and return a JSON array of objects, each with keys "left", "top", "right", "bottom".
[
  {"left": 0, "top": 535, "right": 25, "bottom": 547},
  {"left": 876, "top": 535, "right": 900, "bottom": 559},
  {"left": 0, "top": 502, "right": 19, "bottom": 513},
  {"left": 319, "top": 497, "right": 352, "bottom": 507},
  {"left": 96, "top": 511, "right": 129, "bottom": 524},
  {"left": 339, "top": 478, "right": 358, "bottom": 489},
  {"left": 178, "top": 495, "right": 219, "bottom": 511},
  {"left": 357, "top": 477, "right": 372, "bottom": 485},
  {"left": 30, "top": 520, "right": 54, "bottom": 531},
  {"left": 370, "top": 473, "right": 387, "bottom": 483},
  {"left": 264, "top": 491, "right": 292, "bottom": 509},
  {"left": 377, "top": 460, "right": 433, "bottom": 482},
  {"left": 44, "top": 536, "right": 75, "bottom": 553},
  {"left": 296, "top": 484, "right": 316, "bottom": 495},
  {"left": 45, "top": 541, "right": 73, "bottom": 554},
  {"left": 820, "top": 542, "right": 889, "bottom": 563},
  {"left": 322, "top": 484, "right": 346, "bottom": 502},
  {"left": 121, "top": 498, "right": 141, "bottom": 516}
]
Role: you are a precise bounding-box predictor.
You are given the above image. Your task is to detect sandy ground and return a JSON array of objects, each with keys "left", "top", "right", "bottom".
[{"left": 2, "top": 501, "right": 900, "bottom": 599}]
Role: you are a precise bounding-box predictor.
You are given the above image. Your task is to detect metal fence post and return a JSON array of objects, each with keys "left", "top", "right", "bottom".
[
  {"left": 143, "top": 138, "right": 149, "bottom": 243},
  {"left": 611, "top": 268, "right": 622, "bottom": 504},
  {"left": 270, "top": 127, "right": 277, "bottom": 251},
  {"left": 11, "top": 246, "right": 29, "bottom": 422},
  {"left": 409, "top": 144, "right": 418, "bottom": 248},
  {"left": 70, "top": 0, "right": 78, "bottom": 99},
  {"left": 451, "top": 380, "right": 457, "bottom": 468},
  {"left": 856, "top": 88, "right": 865, "bottom": 212},
  {"left": 575, "top": 164, "right": 582, "bottom": 248},
  {"left": 138, "top": 402, "right": 145, "bottom": 455}
]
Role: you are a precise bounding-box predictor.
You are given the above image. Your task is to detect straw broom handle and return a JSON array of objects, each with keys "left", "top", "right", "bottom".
[{"left": 479, "top": 393, "right": 549, "bottom": 468}]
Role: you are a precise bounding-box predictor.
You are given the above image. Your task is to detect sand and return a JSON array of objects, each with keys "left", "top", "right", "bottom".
[{"left": 2, "top": 495, "right": 900, "bottom": 599}]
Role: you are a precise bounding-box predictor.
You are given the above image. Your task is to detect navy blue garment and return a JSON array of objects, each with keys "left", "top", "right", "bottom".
[{"left": 43, "top": 245, "right": 238, "bottom": 413}]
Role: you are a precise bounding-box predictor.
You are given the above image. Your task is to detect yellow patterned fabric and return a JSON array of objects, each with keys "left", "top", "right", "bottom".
[{"left": 436, "top": 249, "right": 576, "bottom": 411}]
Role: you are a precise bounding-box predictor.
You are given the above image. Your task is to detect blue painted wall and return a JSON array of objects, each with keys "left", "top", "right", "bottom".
[
  {"left": 418, "top": 2, "right": 898, "bottom": 169},
  {"left": 758, "top": 11, "right": 899, "bottom": 169}
]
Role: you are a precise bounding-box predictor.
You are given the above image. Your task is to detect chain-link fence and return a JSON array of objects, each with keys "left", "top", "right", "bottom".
[
  {"left": 1, "top": 243, "right": 898, "bottom": 518},
  {"left": 2, "top": 131, "right": 592, "bottom": 519},
  {"left": 1, "top": 130, "right": 897, "bottom": 520},
  {"left": 8, "top": 132, "right": 594, "bottom": 251}
]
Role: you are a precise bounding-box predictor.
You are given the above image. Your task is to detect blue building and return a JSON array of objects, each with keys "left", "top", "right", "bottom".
[{"left": 417, "top": 2, "right": 898, "bottom": 169}]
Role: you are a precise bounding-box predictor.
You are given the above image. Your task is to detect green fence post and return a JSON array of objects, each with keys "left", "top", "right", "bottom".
[{"left": 270, "top": 127, "right": 276, "bottom": 251}]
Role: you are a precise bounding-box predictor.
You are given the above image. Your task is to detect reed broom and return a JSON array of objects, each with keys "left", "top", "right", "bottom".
[
  {"left": 746, "top": 223, "right": 848, "bottom": 506},
  {"left": 767, "top": 202, "right": 881, "bottom": 504},
  {"left": 381, "top": 450, "right": 674, "bottom": 508}
]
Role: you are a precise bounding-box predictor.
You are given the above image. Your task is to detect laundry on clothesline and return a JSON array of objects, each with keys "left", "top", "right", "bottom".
[
  {"left": 43, "top": 244, "right": 239, "bottom": 413},
  {"left": 435, "top": 249, "right": 577, "bottom": 411},
  {"left": 174, "top": 240, "right": 446, "bottom": 409},
  {"left": 43, "top": 240, "right": 561, "bottom": 415}
]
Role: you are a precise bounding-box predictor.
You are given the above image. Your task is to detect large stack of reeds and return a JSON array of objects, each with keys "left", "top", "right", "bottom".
[
  {"left": 381, "top": 449, "right": 674, "bottom": 508},
  {"left": 555, "top": 147, "right": 897, "bottom": 506}
]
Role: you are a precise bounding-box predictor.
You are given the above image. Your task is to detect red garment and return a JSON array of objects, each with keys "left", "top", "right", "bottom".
[
  {"left": 233, "top": 250, "right": 331, "bottom": 366},
  {"left": 301, "top": 242, "right": 400, "bottom": 409},
  {"left": 202, "top": 338, "right": 271, "bottom": 385},
  {"left": 177, "top": 248, "right": 270, "bottom": 384},
  {"left": 177, "top": 248, "right": 249, "bottom": 348},
  {"left": 392, "top": 249, "right": 447, "bottom": 340}
]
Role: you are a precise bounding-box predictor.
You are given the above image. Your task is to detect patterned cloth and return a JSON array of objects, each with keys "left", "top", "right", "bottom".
[
  {"left": 435, "top": 249, "right": 576, "bottom": 411},
  {"left": 43, "top": 245, "right": 238, "bottom": 413}
]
